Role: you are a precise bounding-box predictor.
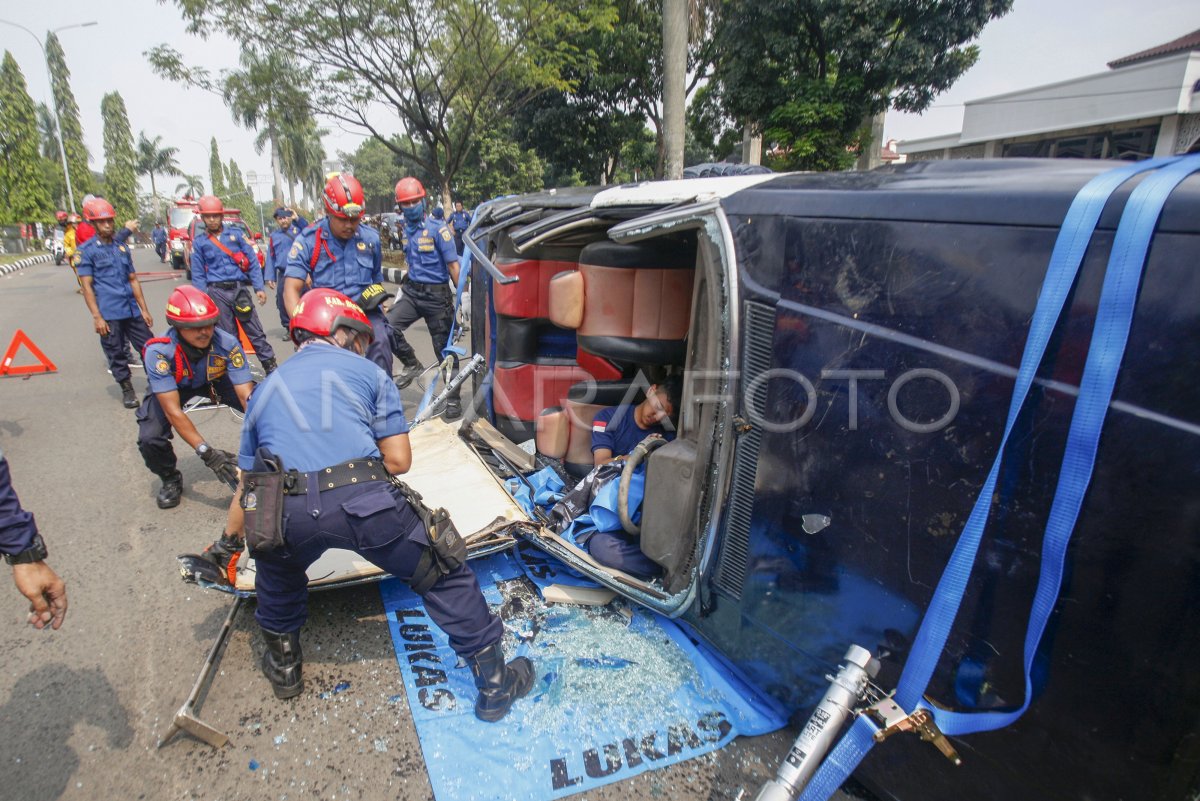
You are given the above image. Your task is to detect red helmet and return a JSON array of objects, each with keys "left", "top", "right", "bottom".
[
  {"left": 323, "top": 173, "right": 365, "bottom": 219},
  {"left": 197, "top": 195, "right": 225, "bottom": 215},
  {"left": 165, "top": 286, "right": 220, "bottom": 329},
  {"left": 82, "top": 198, "right": 115, "bottom": 222},
  {"left": 289, "top": 288, "right": 373, "bottom": 345},
  {"left": 55, "top": 210, "right": 68, "bottom": 222},
  {"left": 394, "top": 177, "right": 426, "bottom": 204}
]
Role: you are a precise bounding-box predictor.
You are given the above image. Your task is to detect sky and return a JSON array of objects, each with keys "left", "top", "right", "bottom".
[{"left": 1, "top": 0, "right": 1198, "bottom": 205}]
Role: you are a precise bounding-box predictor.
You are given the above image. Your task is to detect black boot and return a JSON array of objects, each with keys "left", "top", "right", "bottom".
[
  {"left": 466, "top": 642, "right": 534, "bottom": 722},
  {"left": 443, "top": 395, "right": 463, "bottom": 421},
  {"left": 261, "top": 357, "right": 278, "bottom": 375},
  {"left": 261, "top": 629, "right": 304, "bottom": 699},
  {"left": 156, "top": 471, "right": 183, "bottom": 509},
  {"left": 119, "top": 379, "right": 138, "bottom": 409},
  {"left": 395, "top": 361, "right": 423, "bottom": 389}
]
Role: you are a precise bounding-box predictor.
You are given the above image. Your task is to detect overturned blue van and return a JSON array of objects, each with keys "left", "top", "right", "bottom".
[{"left": 455, "top": 158, "right": 1200, "bottom": 801}]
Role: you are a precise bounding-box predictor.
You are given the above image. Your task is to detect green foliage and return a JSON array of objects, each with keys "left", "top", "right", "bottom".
[
  {"left": 709, "top": 0, "right": 1012, "bottom": 170},
  {"left": 453, "top": 123, "right": 546, "bottom": 204},
  {"left": 0, "top": 52, "right": 53, "bottom": 222},
  {"left": 175, "top": 174, "right": 204, "bottom": 197},
  {"left": 100, "top": 92, "right": 139, "bottom": 222},
  {"left": 136, "top": 132, "right": 182, "bottom": 218},
  {"left": 157, "top": 0, "right": 615, "bottom": 203},
  {"left": 45, "top": 33, "right": 92, "bottom": 200},
  {"left": 209, "top": 137, "right": 226, "bottom": 197}
]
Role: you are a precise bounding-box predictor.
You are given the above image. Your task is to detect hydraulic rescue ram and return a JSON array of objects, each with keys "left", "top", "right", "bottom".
[{"left": 755, "top": 646, "right": 880, "bottom": 801}]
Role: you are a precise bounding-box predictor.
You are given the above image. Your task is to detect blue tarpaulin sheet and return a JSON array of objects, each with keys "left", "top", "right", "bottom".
[{"left": 381, "top": 551, "right": 786, "bottom": 800}]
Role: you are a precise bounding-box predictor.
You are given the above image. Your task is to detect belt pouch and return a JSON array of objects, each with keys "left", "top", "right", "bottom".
[{"left": 241, "top": 448, "right": 286, "bottom": 552}]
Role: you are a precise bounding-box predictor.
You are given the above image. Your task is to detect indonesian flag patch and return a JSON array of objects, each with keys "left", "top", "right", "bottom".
[{"left": 592, "top": 420, "right": 608, "bottom": 433}]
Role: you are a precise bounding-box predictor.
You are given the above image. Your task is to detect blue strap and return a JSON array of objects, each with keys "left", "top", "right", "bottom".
[{"left": 798, "top": 155, "right": 1189, "bottom": 801}]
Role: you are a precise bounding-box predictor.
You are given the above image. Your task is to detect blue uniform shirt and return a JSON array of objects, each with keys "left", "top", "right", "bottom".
[
  {"left": 152, "top": 227, "right": 167, "bottom": 245},
  {"left": 76, "top": 237, "right": 140, "bottom": 320},
  {"left": 269, "top": 223, "right": 303, "bottom": 282},
  {"left": 239, "top": 342, "right": 408, "bottom": 472},
  {"left": 401, "top": 219, "right": 458, "bottom": 284},
  {"left": 591, "top": 405, "right": 675, "bottom": 458},
  {"left": 284, "top": 219, "right": 383, "bottom": 304},
  {"left": 144, "top": 327, "right": 254, "bottom": 395},
  {"left": 0, "top": 451, "right": 37, "bottom": 555},
  {"left": 449, "top": 210, "right": 472, "bottom": 235},
  {"left": 191, "top": 224, "right": 263, "bottom": 291}
]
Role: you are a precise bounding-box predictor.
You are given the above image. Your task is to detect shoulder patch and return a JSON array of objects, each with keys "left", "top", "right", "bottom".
[
  {"left": 230, "top": 346, "right": 246, "bottom": 369},
  {"left": 118, "top": 245, "right": 127, "bottom": 253},
  {"left": 357, "top": 241, "right": 366, "bottom": 251},
  {"left": 153, "top": 355, "right": 171, "bottom": 376},
  {"left": 440, "top": 227, "right": 452, "bottom": 242}
]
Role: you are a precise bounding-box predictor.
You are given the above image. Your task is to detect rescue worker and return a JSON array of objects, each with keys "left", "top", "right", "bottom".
[
  {"left": 268, "top": 207, "right": 303, "bottom": 338},
  {"left": 152, "top": 222, "right": 168, "bottom": 262},
  {"left": 449, "top": 200, "right": 472, "bottom": 256},
  {"left": 75, "top": 198, "right": 155, "bottom": 409},
  {"left": 283, "top": 173, "right": 394, "bottom": 377},
  {"left": 191, "top": 288, "right": 533, "bottom": 719},
  {"left": 189, "top": 194, "right": 278, "bottom": 374},
  {"left": 387, "top": 177, "right": 462, "bottom": 415},
  {"left": 1, "top": 450, "right": 68, "bottom": 630},
  {"left": 586, "top": 379, "right": 682, "bottom": 579},
  {"left": 137, "top": 286, "right": 254, "bottom": 509}
]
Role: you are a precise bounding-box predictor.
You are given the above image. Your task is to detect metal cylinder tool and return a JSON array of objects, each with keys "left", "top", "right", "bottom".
[{"left": 755, "top": 644, "right": 880, "bottom": 801}]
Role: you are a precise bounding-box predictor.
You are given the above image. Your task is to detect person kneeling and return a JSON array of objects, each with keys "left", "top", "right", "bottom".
[{"left": 189, "top": 288, "right": 532, "bottom": 721}]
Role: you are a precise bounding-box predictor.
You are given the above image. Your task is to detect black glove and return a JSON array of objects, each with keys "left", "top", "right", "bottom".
[{"left": 200, "top": 446, "right": 239, "bottom": 489}]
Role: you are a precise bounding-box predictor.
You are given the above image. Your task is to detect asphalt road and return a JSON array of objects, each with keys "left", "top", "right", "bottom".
[{"left": 0, "top": 249, "right": 820, "bottom": 801}]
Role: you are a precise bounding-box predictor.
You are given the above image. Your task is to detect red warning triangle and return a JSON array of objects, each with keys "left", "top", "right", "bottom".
[
  {"left": 235, "top": 320, "right": 256, "bottom": 355},
  {"left": 0, "top": 329, "right": 57, "bottom": 376}
]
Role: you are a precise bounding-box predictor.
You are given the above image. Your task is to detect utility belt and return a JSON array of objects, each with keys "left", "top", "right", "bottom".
[
  {"left": 401, "top": 275, "right": 451, "bottom": 296},
  {"left": 210, "top": 280, "right": 250, "bottom": 290},
  {"left": 241, "top": 451, "right": 465, "bottom": 595},
  {"left": 283, "top": 459, "right": 386, "bottom": 495}
]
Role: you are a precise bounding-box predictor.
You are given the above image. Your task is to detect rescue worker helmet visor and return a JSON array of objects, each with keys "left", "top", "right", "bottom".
[{"left": 323, "top": 173, "right": 365, "bottom": 219}]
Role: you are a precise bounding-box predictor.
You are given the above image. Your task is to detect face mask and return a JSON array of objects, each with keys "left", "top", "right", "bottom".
[{"left": 402, "top": 201, "right": 425, "bottom": 225}]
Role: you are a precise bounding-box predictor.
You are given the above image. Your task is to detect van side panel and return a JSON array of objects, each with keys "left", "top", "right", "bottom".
[{"left": 690, "top": 203, "right": 1200, "bottom": 801}]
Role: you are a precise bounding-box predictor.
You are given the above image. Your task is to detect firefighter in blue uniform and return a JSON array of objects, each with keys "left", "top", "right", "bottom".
[
  {"left": 269, "top": 207, "right": 304, "bottom": 338},
  {"left": 189, "top": 288, "right": 533, "bottom": 719},
  {"left": 283, "top": 174, "right": 394, "bottom": 377},
  {"left": 190, "top": 194, "right": 278, "bottom": 374},
  {"left": 0, "top": 450, "right": 68, "bottom": 630},
  {"left": 75, "top": 198, "right": 156, "bottom": 410},
  {"left": 586, "top": 379, "right": 681, "bottom": 579},
  {"left": 449, "top": 200, "right": 472, "bottom": 256},
  {"left": 387, "top": 177, "right": 463, "bottom": 416},
  {"left": 151, "top": 222, "right": 168, "bottom": 262},
  {"left": 137, "top": 286, "right": 254, "bottom": 509}
]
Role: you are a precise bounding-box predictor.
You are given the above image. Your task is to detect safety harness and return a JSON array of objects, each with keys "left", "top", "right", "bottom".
[
  {"left": 203, "top": 230, "right": 251, "bottom": 273},
  {"left": 797, "top": 154, "right": 1200, "bottom": 801}
]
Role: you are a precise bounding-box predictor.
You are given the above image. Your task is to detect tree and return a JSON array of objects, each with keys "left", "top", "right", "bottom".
[
  {"left": 156, "top": 0, "right": 614, "bottom": 210},
  {"left": 45, "top": 32, "right": 92, "bottom": 204},
  {"left": 175, "top": 174, "right": 204, "bottom": 197},
  {"left": 453, "top": 122, "right": 546, "bottom": 204},
  {"left": 0, "top": 52, "right": 53, "bottom": 223},
  {"left": 708, "top": 0, "right": 1012, "bottom": 171},
  {"left": 136, "top": 132, "right": 182, "bottom": 220},
  {"left": 35, "top": 103, "right": 67, "bottom": 208},
  {"left": 208, "top": 137, "right": 226, "bottom": 197},
  {"left": 100, "top": 92, "right": 139, "bottom": 222}
]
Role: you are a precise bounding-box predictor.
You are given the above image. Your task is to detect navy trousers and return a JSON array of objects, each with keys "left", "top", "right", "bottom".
[
  {"left": 252, "top": 481, "right": 502, "bottom": 656},
  {"left": 135, "top": 376, "right": 244, "bottom": 479},
  {"left": 585, "top": 530, "right": 663, "bottom": 580},
  {"left": 205, "top": 283, "right": 276, "bottom": 361},
  {"left": 387, "top": 281, "right": 457, "bottom": 395},
  {"left": 100, "top": 316, "right": 153, "bottom": 384},
  {"left": 364, "top": 308, "right": 394, "bottom": 378},
  {"left": 274, "top": 279, "right": 290, "bottom": 330}
]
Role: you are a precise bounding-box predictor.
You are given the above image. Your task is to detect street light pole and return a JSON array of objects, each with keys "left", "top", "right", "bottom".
[{"left": 0, "top": 19, "right": 98, "bottom": 213}]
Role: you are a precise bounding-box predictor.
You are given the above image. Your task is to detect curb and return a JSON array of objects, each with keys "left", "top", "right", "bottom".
[{"left": 0, "top": 253, "right": 51, "bottom": 276}]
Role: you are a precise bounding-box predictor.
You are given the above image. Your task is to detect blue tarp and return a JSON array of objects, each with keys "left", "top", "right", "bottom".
[{"left": 380, "top": 551, "right": 786, "bottom": 801}]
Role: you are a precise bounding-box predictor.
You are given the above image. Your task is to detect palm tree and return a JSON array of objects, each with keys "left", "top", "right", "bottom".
[
  {"left": 174, "top": 173, "right": 204, "bottom": 199},
  {"left": 224, "top": 49, "right": 307, "bottom": 205},
  {"left": 137, "top": 133, "right": 183, "bottom": 220}
]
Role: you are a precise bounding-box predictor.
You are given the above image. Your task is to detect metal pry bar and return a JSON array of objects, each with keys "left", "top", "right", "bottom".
[{"left": 157, "top": 596, "right": 246, "bottom": 749}]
